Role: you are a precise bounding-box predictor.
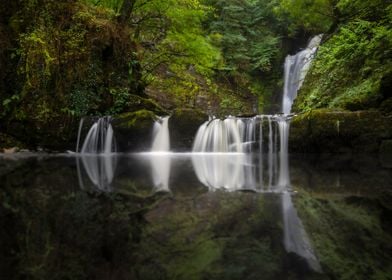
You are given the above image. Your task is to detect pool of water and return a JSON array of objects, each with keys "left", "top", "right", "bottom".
[{"left": 0, "top": 153, "right": 391, "bottom": 280}]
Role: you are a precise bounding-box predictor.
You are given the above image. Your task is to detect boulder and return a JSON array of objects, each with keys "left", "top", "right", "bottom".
[
  {"left": 113, "top": 110, "right": 157, "bottom": 152},
  {"left": 169, "top": 109, "right": 208, "bottom": 151}
]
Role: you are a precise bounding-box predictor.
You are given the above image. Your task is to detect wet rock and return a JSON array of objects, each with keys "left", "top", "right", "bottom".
[
  {"left": 169, "top": 108, "right": 208, "bottom": 151},
  {"left": 123, "top": 94, "right": 168, "bottom": 115},
  {"left": 113, "top": 110, "right": 157, "bottom": 152},
  {"left": 289, "top": 109, "right": 392, "bottom": 153}
]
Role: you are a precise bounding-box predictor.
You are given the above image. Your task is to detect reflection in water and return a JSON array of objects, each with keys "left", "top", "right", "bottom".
[
  {"left": 282, "top": 192, "right": 321, "bottom": 272},
  {"left": 150, "top": 153, "right": 172, "bottom": 192},
  {"left": 192, "top": 153, "right": 249, "bottom": 191},
  {"left": 77, "top": 154, "right": 118, "bottom": 192},
  {"left": 75, "top": 151, "right": 321, "bottom": 272}
]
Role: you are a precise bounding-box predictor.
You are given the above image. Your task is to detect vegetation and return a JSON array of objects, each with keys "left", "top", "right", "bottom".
[
  {"left": 292, "top": 0, "right": 392, "bottom": 112},
  {"left": 0, "top": 0, "right": 391, "bottom": 149}
]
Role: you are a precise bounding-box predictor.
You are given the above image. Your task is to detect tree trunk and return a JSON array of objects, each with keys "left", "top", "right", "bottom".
[{"left": 118, "top": 0, "right": 137, "bottom": 23}]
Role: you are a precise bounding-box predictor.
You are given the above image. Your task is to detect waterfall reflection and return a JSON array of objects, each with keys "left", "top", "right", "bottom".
[
  {"left": 76, "top": 154, "right": 118, "bottom": 192},
  {"left": 150, "top": 153, "right": 171, "bottom": 192},
  {"left": 75, "top": 152, "right": 321, "bottom": 271}
]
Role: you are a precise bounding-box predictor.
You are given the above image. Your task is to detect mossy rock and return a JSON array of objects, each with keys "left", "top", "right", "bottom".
[
  {"left": 289, "top": 109, "right": 392, "bottom": 153},
  {"left": 113, "top": 110, "right": 157, "bottom": 152},
  {"left": 169, "top": 108, "right": 208, "bottom": 151},
  {"left": 124, "top": 94, "right": 168, "bottom": 115}
]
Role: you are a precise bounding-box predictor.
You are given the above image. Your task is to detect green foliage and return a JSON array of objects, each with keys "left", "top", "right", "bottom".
[
  {"left": 273, "top": 0, "right": 335, "bottom": 34},
  {"left": 294, "top": 5, "right": 392, "bottom": 112},
  {"left": 83, "top": 0, "right": 123, "bottom": 12}
]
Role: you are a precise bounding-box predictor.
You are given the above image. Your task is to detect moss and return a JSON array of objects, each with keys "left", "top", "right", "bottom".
[
  {"left": 122, "top": 94, "right": 167, "bottom": 115},
  {"left": 293, "top": 19, "right": 391, "bottom": 113},
  {"left": 289, "top": 109, "right": 392, "bottom": 153}
]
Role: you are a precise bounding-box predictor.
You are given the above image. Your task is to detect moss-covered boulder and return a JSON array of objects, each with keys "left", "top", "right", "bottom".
[
  {"left": 289, "top": 110, "right": 392, "bottom": 153},
  {"left": 169, "top": 109, "right": 208, "bottom": 151},
  {"left": 113, "top": 110, "right": 157, "bottom": 152},
  {"left": 122, "top": 94, "right": 167, "bottom": 116}
]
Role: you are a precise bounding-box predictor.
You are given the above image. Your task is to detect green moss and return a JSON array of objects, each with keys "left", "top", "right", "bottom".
[
  {"left": 289, "top": 109, "right": 392, "bottom": 153},
  {"left": 115, "top": 109, "right": 156, "bottom": 129}
]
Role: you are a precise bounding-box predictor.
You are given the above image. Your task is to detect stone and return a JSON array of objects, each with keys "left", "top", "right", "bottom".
[
  {"left": 289, "top": 109, "right": 392, "bottom": 153},
  {"left": 169, "top": 108, "right": 208, "bottom": 151}
]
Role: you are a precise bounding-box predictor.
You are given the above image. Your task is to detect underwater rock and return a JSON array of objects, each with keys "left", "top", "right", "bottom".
[{"left": 289, "top": 110, "right": 392, "bottom": 153}]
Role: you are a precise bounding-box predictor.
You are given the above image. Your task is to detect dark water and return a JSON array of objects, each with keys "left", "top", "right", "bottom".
[{"left": 0, "top": 153, "right": 391, "bottom": 280}]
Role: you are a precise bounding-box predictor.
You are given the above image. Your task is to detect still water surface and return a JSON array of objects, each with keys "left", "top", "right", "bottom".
[{"left": 0, "top": 153, "right": 391, "bottom": 280}]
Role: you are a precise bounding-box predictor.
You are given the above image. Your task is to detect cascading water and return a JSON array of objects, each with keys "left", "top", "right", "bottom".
[
  {"left": 75, "top": 116, "right": 117, "bottom": 192},
  {"left": 191, "top": 114, "right": 294, "bottom": 191},
  {"left": 280, "top": 35, "right": 322, "bottom": 272},
  {"left": 190, "top": 35, "right": 323, "bottom": 272},
  {"left": 74, "top": 35, "right": 323, "bottom": 271},
  {"left": 150, "top": 116, "right": 171, "bottom": 191},
  {"left": 76, "top": 116, "right": 116, "bottom": 154},
  {"left": 151, "top": 116, "right": 170, "bottom": 152},
  {"left": 282, "top": 35, "right": 322, "bottom": 114}
]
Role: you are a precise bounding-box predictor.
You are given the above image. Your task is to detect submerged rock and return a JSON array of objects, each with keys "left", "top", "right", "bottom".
[{"left": 289, "top": 109, "right": 392, "bottom": 153}]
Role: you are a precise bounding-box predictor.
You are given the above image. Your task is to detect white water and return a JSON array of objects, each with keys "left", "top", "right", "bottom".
[
  {"left": 74, "top": 35, "right": 322, "bottom": 272},
  {"left": 77, "top": 117, "right": 116, "bottom": 154},
  {"left": 282, "top": 35, "right": 322, "bottom": 114},
  {"left": 151, "top": 116, "right": 170, "bottom": 152},
  {"left": 150, "top": 116, "right": 171, "bottom": 191},
  {"left": 189, "top": 35, "right": 323, "bottom": 272}
]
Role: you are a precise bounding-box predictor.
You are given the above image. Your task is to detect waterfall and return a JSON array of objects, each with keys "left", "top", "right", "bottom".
[
  {"left": 151, "top": 116, "right": 170, "bottom": 152},
  {"left": 189, "top": 35, "right": 323, "bottom": 272},
  {"left": 282, "top": 35, "right": 322, "bottom": 114},
  {"left": 77, "top": 116, "right": 116, "bottom": 154},
  {"left": 192, "top": 117, "right": 258, "bottom": 153},
  {"left": 192, "top": 115, "right": 291, "bottom": 189},
  {"left": 149, "top": 116, "right": 171, "bottom": 191}
]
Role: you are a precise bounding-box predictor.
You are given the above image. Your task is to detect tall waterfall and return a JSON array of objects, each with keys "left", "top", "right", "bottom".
[
  {"left": 76, "top": 116, "right": 116, "bottom": 154},
  {"left": 282, "top": 35, "right": 322, "bottom": 114},
  {"left": 189, "top": 35, "right": 323, "bottom": 272}
]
